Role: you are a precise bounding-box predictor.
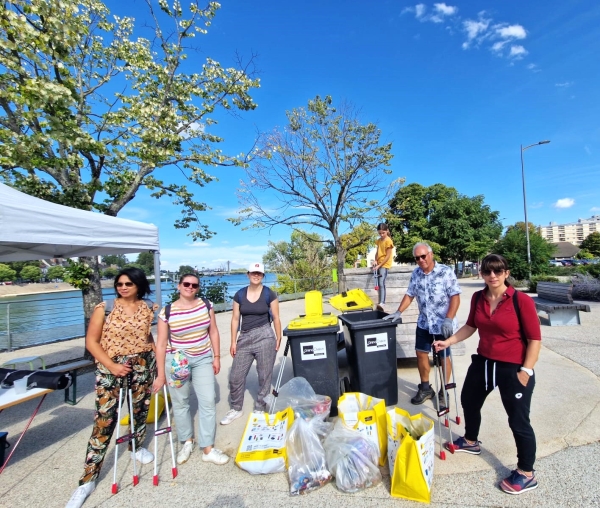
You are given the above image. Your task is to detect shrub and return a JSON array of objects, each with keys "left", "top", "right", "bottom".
[{"left": 528, "top": 275, "right": 559, "bottom": 293}]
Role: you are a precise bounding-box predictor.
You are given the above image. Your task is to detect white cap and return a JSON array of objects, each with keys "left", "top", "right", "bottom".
[{"left": 248, "top": 262, "right": 265, "bottom": 274}]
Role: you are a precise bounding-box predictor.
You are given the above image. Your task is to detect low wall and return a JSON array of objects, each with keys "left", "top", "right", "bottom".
[{"left": 342, "top": 266, "right": 466, "bottom": 358}]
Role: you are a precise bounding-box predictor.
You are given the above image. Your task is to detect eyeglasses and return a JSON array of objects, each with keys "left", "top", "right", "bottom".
[
  {"left": 182, "top": 282, "right": 200, "bottom": 289},
  {"left": 414, "top": 254, "right": 428, "bottom": 261},
  {"left": 481, "top": 269, "right": 505, "bottom": 276},
  {"left": 116, "top": 282, "right": 135, "bottom": 287},
  {"left": 249, "top": 271, "right": 264, "bottom": 276}
]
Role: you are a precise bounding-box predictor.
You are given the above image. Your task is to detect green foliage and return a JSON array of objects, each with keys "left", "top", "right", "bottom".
[
  {"left": 582, "top": 263, "right": 600, "bottom": 279},
  {"left": 4, "top": 261, "right": 38, "bottom": 274},
  {"left": 341, "top": 222, "right": 377, "bottom": 267},
  {"left": 167, "top": 278, "right": 229, "bottom": 304},
  {"left": 102, "top": 255, "right": 128, "bottom": 268},
  {"left": 63, "top": 259, "right": 94, "bottom": 289},
  {"left": 178, "top": 265, "right": 196, "bottom": 277},
  {"left": 20, "top": 265, "right": 42, "bottom": 282},
  {"left": 135, "top": 252, "right": 155, "bottom": 275},
  {"left": 580, "top": 232, "right": 600, "bottom": 257},
  {"left": 0, "top": 263, "right": 17, "bottom": 282},
  {"left": 527, "top": 276, "right": 560, "bottom": 293},
  {"left": 492, "top": 223, "right": 556, "bottom": 280},
  {"left": 576, "top": 249, "right": 594, "bottom": 260},
  {"left": 102, "top": 267, "right": 119, "bottom": 279},
  {"left": 46, "top": 265, "right": 66, "bottom": 281}
]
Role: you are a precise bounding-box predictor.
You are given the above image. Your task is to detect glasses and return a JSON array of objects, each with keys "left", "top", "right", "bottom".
[
  {"left": 249, "top": 271, "right": 264, "bottom": 276},
  {"left": 182, "top": 282, "right": 200, "bottom": 289},
  {"left": 414, "top": 254, "right": 428, "bottom": 261},
  {"left": 116, "top": 282, "right": 135, "bottom": 288},
  {"left": 481, "top": 269, "right": 505, "bottom": 276}
]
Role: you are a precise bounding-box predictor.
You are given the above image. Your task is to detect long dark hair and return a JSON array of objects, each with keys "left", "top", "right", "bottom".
[
  {"left": 377, "top": 223, "right": 390, "bottom": 237},
  {"left": 114, "top": 267, "right": 152, "bottom": 299},
  {"left": 480, "top": 254, "right": 511, "bottom": 287}
]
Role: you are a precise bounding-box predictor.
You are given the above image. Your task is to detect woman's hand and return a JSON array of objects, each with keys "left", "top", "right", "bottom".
[
  {"left": 432, "top": 339, "right": 450, "bottom": 352},
  {"left": 517, "top": 370, "right": 530, "bottom": 387},
  {"left": 230, "top": 341, "right": 237, "bottom": 357},
  {"left": 152, "top": 374, "right": 166, "bottom": 393},
  {"left": 109, "top": 361, "right": 132, "bottom": 377},
  {"left": 275, "top": 337, "right": 281, "bottom": 351},
  {"left": 213, "top": 357, "right": 221, "bottom": 375}
]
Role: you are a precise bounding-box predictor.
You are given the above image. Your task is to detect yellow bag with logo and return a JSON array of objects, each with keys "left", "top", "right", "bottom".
[
  {"left": 338, "top": 392, "right": 387, "bottom": 466},
  {"left": 119, "top": 392, "right": 169, "bottom": 425},
  {"left": 387, "top": 407, "right": 435, "bottom": 503},
  {"left": 235, "top": 407, "right": 295, "bottom": 474}
]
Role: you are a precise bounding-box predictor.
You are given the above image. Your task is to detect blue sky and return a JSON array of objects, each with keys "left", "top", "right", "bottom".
[{"left": 109, "top": 0, "right": 600, "bottom": 269}]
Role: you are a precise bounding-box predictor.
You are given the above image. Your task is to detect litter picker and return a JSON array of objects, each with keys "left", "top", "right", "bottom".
[
  {"left": 432, "top": 348, "right": 453, "bottom": 460},
  {"left": 152, "top": 385, "right": 178, "bottom": 485},
  {"left": 372, "top": 268, "right": 380, "bottom": 291},
  {"left": 269, "top": 338, "right": 290, "bottom": 414}
]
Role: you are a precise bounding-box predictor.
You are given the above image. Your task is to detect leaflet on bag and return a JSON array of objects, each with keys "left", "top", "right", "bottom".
[
  {"left": 364, "top": 332, "right": 388, "bottom": 352},
  {"left": 300, "top": 340, "right": 327, "bottom": 361}
]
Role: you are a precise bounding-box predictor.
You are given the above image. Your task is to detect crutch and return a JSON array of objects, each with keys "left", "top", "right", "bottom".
[
  {"left": 447, "top": 348, "right": 461, "bottom": 425},
  {"left": 432, "top": 348, "right": 453, "bottom": 460},
  {"left": 152, "top": 385, "right": 178, "bottom": 486},
  {"left": 372, "top": 268, "right": 380, "bottom": 291},
  {"left": 269, "top": 338, "right": 290, "bottom": 414}
]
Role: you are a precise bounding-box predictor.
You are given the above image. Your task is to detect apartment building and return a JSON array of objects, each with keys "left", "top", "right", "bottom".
[{"left": 539, "top": 215, "right": 600, "bottom": 245}]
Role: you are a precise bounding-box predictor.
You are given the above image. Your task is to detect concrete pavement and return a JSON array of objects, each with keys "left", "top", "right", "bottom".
[{"left": 0, "top": 279, "right": 599, "bottom": 507}]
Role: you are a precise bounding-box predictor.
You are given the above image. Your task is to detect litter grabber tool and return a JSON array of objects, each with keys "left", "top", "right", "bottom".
[
  {"left": 111, "top": 365, "right": 139, "bottom": 494},
  {"left": 432, "top": 348, "right": 453, "bottom": 460},
  {"left": 269, "top": 338, "right": 290, "bottom": 414},
  {"left": 153, "top": 384, "right": 177, "bottom": 485},
  {"left": 372, "top": 269, "right": 380, "bottom": 291}
]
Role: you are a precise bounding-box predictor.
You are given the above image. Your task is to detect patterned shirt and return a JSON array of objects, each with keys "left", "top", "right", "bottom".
[
  {"left": 98, "top": 300, "right": 154, "bottom": 359},
  {"left": 158, "top": 300, "right": 212, "bottom": 357},
  {"left": 407, "top": 262, "right": 462, "bottom": 335}
]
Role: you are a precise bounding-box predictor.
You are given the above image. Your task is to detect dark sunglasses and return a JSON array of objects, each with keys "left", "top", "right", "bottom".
[
  {"left": 116, "top": 282, "right": 135, "bottom": 287},
  {"left": 481, "top": 269, "right": 505, "bottom": 276},
  {"left": 414, "top": 254, "right": 428, "bottom": 261},
  {"left": 182, "top": 282, "right": 200, "bottom": 289}
]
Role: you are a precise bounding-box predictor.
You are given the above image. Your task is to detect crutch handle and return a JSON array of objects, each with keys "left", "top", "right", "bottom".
[{"left": 283, "top": 339, "right": 290, "bottom": 356}]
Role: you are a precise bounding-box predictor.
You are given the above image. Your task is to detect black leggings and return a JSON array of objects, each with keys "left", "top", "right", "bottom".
[{"left": 461, "top": 354, "right": 536, "bottom": 471}]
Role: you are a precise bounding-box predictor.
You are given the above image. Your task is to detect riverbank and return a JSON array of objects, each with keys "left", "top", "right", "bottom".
[{"left": 0, "top": 280, "right": 114, "bottom": 298}]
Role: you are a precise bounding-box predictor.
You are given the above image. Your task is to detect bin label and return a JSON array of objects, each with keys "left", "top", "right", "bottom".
[
  {"left": 300, "top": 341, "right": 327, "bottom": 361},
  {"left": 364, "top": 332, "right": 388, "bottom": 352}
]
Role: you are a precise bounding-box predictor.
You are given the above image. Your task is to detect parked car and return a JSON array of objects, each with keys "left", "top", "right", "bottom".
[
  {"left": 548, "top": 260, "right": 563, "bottom": 267},
  {"left": 560, "top": 259, "right": 574, "bottom": 266}
]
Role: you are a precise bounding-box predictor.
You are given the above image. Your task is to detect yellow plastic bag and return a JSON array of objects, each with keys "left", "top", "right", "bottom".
[
  {"left": 338, "top": 392, "right": 387, "bottom": 466},
  {"left": 387, "top": 407, "right": 435, "bottom": 504},
  {"left": 235, "top": 407, "right": 295, "bottom": 475},
  {"left": 119, "top": 392, "right": 169, "bottom": 425}
]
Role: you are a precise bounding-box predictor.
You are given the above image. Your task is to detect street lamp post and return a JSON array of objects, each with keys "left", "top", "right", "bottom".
[{"left": 521, "top": 140, "right": 550, "bottom": 279}]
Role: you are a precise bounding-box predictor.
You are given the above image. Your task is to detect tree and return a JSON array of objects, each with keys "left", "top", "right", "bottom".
[
  {"left": 0, "top": 0, "right": 259, "bottom": 322},
  {"left": 179, "top": 265, "right": 196, "bottom": 276},
  {"left": 580, "top": 232, "right": 600, "bottom": 257},
  {"left": 386, "top": 183, "right": 458, "bottom": 262},
  {"left": 135, "top": 252, "right": 155, "bottom": 275},
  {"left": 492, "top": 223, "right": 556, "bottom": 280},
  {"left": 46, "top": 265, "right": 66, "bottom": 281},
  {"left": 0, "top": 264, "right": 17, "bottom": 282},
  {"left": 102, "top": 255, "right": 129, "bottom": 269},
  {"left": 340, "top": 222, "right": 377, "bottom": 267},
  {"left": 576, "top": 249, "right": 594, "bottom": 260},
  {"left": 20, "top": 265, "right": 42, "bottom": 282},
  {"left": 102, "top": 267, "right": 119, "bottom": 279},
  {"left": 263, "top": 230, "right": 334, "bottom": 294},
  {"left": 231, "top": 95, "right": 399, "bottom": 291}
]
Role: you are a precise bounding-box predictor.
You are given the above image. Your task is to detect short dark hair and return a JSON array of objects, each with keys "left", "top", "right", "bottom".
[
  {"left": 114, "top": 267, "right": 152, "bottom": 299},
  {"left": 179, "top": 273, "right": 200, "bottom": 284}
]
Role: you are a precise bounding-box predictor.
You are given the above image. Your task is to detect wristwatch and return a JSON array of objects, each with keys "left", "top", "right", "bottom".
[{"left": 520, "top": 367, "right": 534, "bottom": 376}]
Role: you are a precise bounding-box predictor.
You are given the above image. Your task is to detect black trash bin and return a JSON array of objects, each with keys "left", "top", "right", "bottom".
[
  {"left": 338, "top": 309, "right": 400, "bottom": 406},
  {"left": 283, "top": 323, "right": 342, "bottom": 416}
]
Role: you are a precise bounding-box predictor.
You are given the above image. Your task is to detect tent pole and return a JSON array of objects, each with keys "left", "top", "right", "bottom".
[{"left": 152, "top": 250, "right": 162, "bottom": 308}]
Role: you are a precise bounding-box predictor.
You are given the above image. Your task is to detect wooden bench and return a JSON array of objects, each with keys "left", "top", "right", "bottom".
[
  {"left": 534, "top": 282, "right": 591, "bottom": 326},
  {"left": 47, "top": 359, "right": 95, "bottom": 405}
]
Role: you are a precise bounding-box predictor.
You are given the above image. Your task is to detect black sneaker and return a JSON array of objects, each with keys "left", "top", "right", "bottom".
[
  {"left": 411, "top": 384, "right": 434, "bottom": 405},
  {"left": 438, "top": 389, "right": 447, "bottom": 409}
]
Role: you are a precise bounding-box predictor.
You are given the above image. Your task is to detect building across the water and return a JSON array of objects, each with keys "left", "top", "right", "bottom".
[{"left": 539, "top": 215, "right": 600, "bottom": 246}]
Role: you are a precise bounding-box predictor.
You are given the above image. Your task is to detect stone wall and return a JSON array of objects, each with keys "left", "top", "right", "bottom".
[{"left": 341, "top": 266, "right": 466, "bottom": 358}]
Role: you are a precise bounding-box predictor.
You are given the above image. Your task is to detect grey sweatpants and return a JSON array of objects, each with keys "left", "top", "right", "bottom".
[{"left": 229, "top": 323, "right": 277, "bottom": 412}]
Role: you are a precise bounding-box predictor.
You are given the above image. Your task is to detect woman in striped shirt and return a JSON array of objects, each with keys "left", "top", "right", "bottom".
[{"left": 153, "top": 273, "right": 229, "bottom": 466}]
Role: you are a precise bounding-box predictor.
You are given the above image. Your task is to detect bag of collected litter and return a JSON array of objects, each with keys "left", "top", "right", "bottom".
[
  {"left": 265, "top": 377, "right": 331, "bottom": 421},
  {"left": 235, "top": 407, "right": 295, "bottom": 475},
  {"left": 387, "top": 407, "right": 435, "bottom": 503},
  {"left": 338, "top": 391, "right": 387, "bottom": 466},
  {"left": 287, "top": 416, "right": 332, "bottom": 495},
  {"left": 323, "top": 419, "right": 382, "bottom": 493}
]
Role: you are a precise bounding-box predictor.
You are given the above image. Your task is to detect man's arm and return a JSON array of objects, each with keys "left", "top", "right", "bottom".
[{"left": 446, "top": 293, "right": 460, "bottom": 319}]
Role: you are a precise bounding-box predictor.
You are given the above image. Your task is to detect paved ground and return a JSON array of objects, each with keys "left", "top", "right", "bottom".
[{"left": 1, "top": 279, "right": 599, "bottom": 507}]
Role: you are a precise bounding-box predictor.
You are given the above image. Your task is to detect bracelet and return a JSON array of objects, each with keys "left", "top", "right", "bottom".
[{"left": 214, "top": 354, "right": 221, "bottom": 358}]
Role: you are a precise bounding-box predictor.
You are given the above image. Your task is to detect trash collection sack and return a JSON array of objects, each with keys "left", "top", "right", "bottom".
[
  {"left": 265, "top": 376, "right": 331, "bottom": 420},
  {"left": 235, "top": 407, "right": 295, "bottom": 475},
  {"left": 387, "top": 407, "right": 435, "bottom": 504},
  {"left": 323, "top": 419, "right": 382, "bottom": 493},
  {"left": 338, "top": 391, "right": 387, "bottom": 466}
]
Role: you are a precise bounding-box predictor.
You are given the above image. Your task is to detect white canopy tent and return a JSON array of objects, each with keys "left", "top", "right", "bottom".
[{"left": 0, "top": 182, "right": 162, "bottom": 304}]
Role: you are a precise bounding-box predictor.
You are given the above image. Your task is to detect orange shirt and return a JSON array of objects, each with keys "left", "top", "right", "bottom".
[
  {"left": 376, "top": 236, "right": 394, "bottom": 268},
  {"left": 99, "top": 300, "right": 154, "bottom": 358}
]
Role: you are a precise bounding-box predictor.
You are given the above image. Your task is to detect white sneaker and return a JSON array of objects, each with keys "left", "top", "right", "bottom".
[
  {"left": 177, "top": 440, "right": 194, "bottom": 465},
  {"left": 65, "top": 481, "right": 95, "bottom": 508},
  {"left": 201, "top": 447, "right": 230, "bottom": 465},
  {"left": 220, "top": 409, "right": 243, "bottom": 425},
  {"left": 132, "top": 447, "right": 154, "bottom": 464}
]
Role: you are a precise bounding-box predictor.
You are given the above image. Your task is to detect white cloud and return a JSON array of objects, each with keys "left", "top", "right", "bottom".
[
  {"left": 584, "top": 145, "right": 591, "bottom": 155},
  {"left": 463, "top": 18, "right": 490, "bottom": 44},
  {"left": 530, "top": 202, "right": 544, "bottom": 209},
  {"left": 509, "top": 45, "right": 528, "bottom": 58},
  {"left": 415, "top": 3, "right": 426, "bottom": 18},
  {"left": 495, "top": 24, "right": 526, "bottom": 39},
  {"left": 434, "top": 3, "right": 457, "bottom": 15},
  {"left": 553, "top": 198, "right": 575, "bottom": 209},
  {"left": 491, "top": 41, "right": 508, "bottom": 53},
  {"left": 555, "top": 81, "right": 574, "bottom": 88},
  {"left": 527, "top": 63, "right": 541, "bottom": 72},
  {"left": 590, "top": 207, "right": 600, "bottom": 212}
]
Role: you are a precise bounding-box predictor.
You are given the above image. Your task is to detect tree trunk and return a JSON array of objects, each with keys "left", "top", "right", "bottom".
[
  {"left": 335, "top": 238, "right": 346, "bottom": 294},
  {"left": 81, "top": 256, "right": 103, "bottom": 360}
]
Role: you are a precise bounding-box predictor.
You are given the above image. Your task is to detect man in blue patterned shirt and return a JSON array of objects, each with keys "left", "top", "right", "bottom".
[{"left": 384, "top": 242, "right": 461, "bottom": 405}]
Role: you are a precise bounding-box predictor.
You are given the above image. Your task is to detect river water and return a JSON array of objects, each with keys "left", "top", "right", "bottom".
[{"left": 0, "top": 273, "right": 278, "bottom": 350}]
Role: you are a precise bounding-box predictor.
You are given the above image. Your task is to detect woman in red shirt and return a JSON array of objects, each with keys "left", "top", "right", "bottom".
[{"left": 433, "top": 254, "right": 541, "bottom": 495}]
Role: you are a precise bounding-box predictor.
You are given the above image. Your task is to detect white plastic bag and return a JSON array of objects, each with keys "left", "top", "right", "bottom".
[{"left": 265, "top": 377, "right": 331, "bottom": 421}]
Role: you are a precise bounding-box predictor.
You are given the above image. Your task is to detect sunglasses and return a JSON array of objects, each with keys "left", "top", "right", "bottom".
[
  {"left": 414, "top": 254, "right": 428, "bottom": 261},
  {"left": 182, "top": 282, "right": 200, "bottom": 289},
  {"left": 116, "top": 282, "right": 134, "bottom": 287},
  {"left": 481, "top": 269, "right": 505, "bottom": 276}
]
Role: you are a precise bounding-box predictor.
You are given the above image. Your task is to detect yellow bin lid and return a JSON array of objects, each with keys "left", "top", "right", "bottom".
[
  {"left": 328, "top": 288, "right": 373, "bottom": 312},
  {"left": 287, "top": 313, "right": 339, "bottom": 329}
]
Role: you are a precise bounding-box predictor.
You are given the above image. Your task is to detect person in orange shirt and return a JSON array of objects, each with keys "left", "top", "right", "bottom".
[{"left": 373, "top": 223, "right": 394, "bottom": 312}]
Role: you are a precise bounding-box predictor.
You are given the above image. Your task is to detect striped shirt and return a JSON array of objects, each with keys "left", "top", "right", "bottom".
[{"left": 158, "top": 300, "right": 212, "bottom": 357}]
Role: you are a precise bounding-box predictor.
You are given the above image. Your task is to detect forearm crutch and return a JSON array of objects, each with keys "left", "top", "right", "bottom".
[
  {"left": 153, "top": 385, "right": 178, "bottom": 486},
  {"left": 269, "top": 339, "right": 290, "bottom": 414},
  {"left": 432, "top": 349, "right": 453, "bottom": 459},
  {"left": 447, "top": 348, "right": 461, "bottom": 425},
  {"left": 111, "top": 377, "right": 125, "bottom": 493}
]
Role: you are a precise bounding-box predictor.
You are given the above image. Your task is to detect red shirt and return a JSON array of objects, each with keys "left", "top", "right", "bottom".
[{"left": 466, "top": 285, "right": 541, "bottom": 364}]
